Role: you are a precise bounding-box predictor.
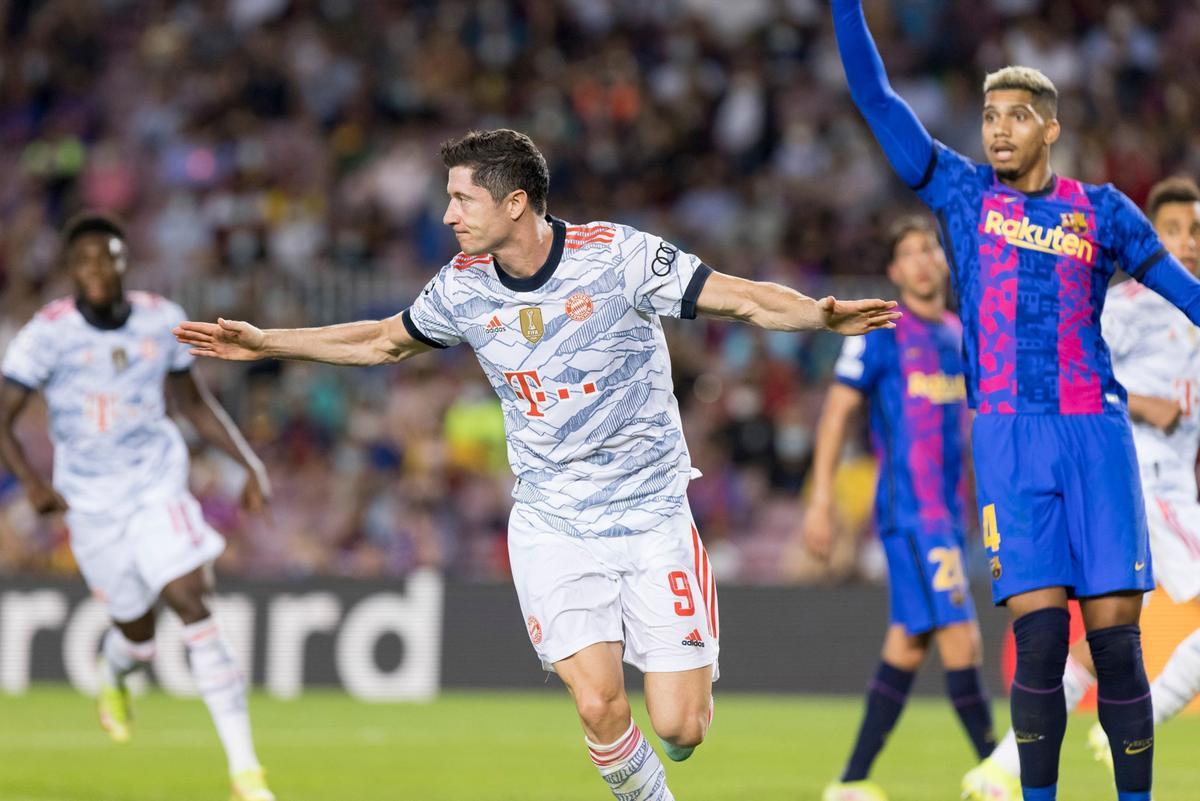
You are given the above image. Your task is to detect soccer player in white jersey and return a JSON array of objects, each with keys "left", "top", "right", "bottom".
[
  {"left": 175, "top": 128, "right": 901, "bottom": 801},
  {"left": 0, "top": 214, "right": 276, "bottom": 801},
  {"left": 964, "top": 176, "right": 1200, "bottom": 800}
]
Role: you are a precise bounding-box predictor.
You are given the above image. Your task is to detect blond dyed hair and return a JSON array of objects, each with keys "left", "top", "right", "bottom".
[{"left": 983, "top": 66, "right": 1058, "bottom": 119}]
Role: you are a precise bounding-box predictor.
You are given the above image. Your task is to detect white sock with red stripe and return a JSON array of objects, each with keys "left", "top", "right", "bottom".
[
  {"left": 586, "top": 721, "right": 675, "bottom": 801},
  {"left": 100, "top": 627, "right": 155, "bottom": 687},
  {"left": 183, "top": 617, "right": 260, "bottom": 775},
  {"left": 991, "top": 654, "right": 1095, "bottom": 777},
  {"left": 1150, "top": 627, "right": 1200, "bottom": 725}
]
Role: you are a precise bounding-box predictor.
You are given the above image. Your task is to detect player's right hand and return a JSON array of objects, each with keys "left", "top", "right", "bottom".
[
  {"left": 1140, "top": 396, "right": 1184, "bottom": 433},
  {"left": 28, "top": 482, "right": 68, "bottom": 515},
  {"left": 801, "top": 501, "right": 837, "bottom": 560},
  {"left": 173, "top": 318, "right": 266, "bottom": 361}
]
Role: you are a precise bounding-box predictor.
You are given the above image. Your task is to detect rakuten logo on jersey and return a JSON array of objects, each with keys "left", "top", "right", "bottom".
[{"left": 503, "top": 370, "right": 599, "bottom": 418}]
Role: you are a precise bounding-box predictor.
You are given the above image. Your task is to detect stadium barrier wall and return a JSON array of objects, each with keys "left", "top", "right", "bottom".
[{"left": 0, "top": 574, "right": 1024, "bottom": 700}]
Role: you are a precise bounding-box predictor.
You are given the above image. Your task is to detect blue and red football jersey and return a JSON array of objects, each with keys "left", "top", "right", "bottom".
[
  {"left": 917, "top": 144, "right": 1166, "bottom": 415},
  {"left": 835, "top": 309, "right": 968, "bottom": 535}
]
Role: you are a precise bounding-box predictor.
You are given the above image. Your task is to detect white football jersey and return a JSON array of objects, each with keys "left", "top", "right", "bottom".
[
  {"left": 405, "top": 217, "right": 712, "bottom": 537},
  {"left": 1102, "top": 280, "right": 1200, "bottom": 473},
  {"left": 2, "top": 292, "right": 195, "bottom": 517}
]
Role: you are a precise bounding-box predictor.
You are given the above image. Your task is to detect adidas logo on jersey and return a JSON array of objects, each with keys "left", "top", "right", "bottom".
[
  {"left": 485, "top": 315, "right": 505, "bottom": 334},
  {"left": 681, "top": 629, "right": 705, "bottom": 648}
]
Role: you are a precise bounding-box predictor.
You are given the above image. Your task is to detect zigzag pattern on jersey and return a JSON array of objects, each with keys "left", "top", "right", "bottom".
[
  {"left": 564, "top": 224, "right": 615, "bottom": 251},
  {"left": 451, "top": 253, "right": 492, "bottom": 271}
]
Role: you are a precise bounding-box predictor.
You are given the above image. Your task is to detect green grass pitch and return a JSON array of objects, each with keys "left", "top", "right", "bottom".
[{"left": 2, "top": 687, "right": 1198, "bottom": 800}]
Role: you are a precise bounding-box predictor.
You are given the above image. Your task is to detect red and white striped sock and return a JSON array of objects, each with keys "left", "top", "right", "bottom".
[{"left": 586, "top": 721, "right": 674, "bottom": 801}]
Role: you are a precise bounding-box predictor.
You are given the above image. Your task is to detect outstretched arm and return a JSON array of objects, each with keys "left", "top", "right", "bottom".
[
  {"left": 831, "top": 0, "right": 935, "bottom": 187},
  {"left": 173, "top": 312, "right": 432, "bottom": 366},
  {"left": 167, "top": 370, "right": 271, "bottom": 514},
  {"left": 1137, "top": 257, "right": 1200, "bottom": 326},
  {"left": 694, "top": 270, "right": 900, "bottom": 334}
]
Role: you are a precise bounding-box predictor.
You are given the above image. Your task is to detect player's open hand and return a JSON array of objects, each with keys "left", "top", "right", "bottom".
[
  {"left": 819, "top": 296, "right": 901, "bottom": 336},
  {"left": 174, "top": 318, "right": 266, "bottom": 361},
  {"left": 28, "top": 481, "right": 68, "bottom": 515},
  {"left": 1138, "top": 395, "right": 1184, "bottom": 434}
]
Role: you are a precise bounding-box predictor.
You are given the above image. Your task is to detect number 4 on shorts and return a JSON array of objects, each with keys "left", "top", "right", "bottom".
[{"left": 982, "top": 503, "right": 1001, "bottom": 553}]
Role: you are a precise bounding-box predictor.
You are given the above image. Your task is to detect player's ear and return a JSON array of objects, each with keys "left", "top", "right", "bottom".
[
  {"left": 1043, "top": 118, "right": 1061, "bottom": 147},
  {"left": 506, "top": 189, "right": 528, "bottom": 221}
]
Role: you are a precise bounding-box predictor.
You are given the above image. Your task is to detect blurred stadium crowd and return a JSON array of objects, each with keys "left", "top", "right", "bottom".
[{"left": 2, "top": 0, "right": 1199, "bottom": 584}]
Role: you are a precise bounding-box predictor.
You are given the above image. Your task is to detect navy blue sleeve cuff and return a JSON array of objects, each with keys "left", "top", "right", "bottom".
[
  {"left": 401, "top": 308, "right": 449, "bottom": 349},
  {"left": 680, "top": 263, "right": 714, "bottom": 320},
  {"left": 1131, "top": 247, "right": 1167, "bottom": 282},
  {"left": 911, "top": 144, "right": 939, "bottom": 191},
  {"left": 2, "top": 375, "right": 35, "bottom": 392}
]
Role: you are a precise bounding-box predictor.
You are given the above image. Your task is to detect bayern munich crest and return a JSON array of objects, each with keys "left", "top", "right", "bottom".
[
  {"left": 565, "top": 292, "right": 594, "bottom": 322},
  {"left": 527, "top": 616, "right": 543, "bottom": 645}
]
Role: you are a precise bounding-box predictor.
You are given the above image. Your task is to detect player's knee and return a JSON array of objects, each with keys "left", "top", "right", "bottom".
[
  {"left": 573, "top": 685, "right": 630, "bottom": 734},
  {"left": 1012, "top": 607, "right": 1070, "bottom": 687},
  {"left": 651, "top": 703, "right": 709, "bottom": 749},
  {"left": 1086, "top": 624, "right": 1146, "bottom": 686},
  {"left": 936, "top": 623, "right": 981, "bottom": 669}
]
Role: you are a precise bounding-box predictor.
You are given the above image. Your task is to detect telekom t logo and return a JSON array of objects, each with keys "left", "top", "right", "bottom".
[{"left": 504, "top": 370, "right": 547, "bottom": 417}]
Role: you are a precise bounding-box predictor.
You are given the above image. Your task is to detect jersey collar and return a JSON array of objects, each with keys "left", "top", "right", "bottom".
[
  {"left": 493, "top": 215, "right": 566, "bottom": 293},
  {"left": 992, "top": 172, "right": 1058, "bottom": 199},
  {"left": 76, "top": 296, "right": 131, "bottom": 330}
]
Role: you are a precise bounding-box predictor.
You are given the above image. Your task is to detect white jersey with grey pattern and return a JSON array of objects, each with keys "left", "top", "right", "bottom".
[
  {"left": 1, "top": 292, "right": 195, "bottom": 518},
  {"left": 1102, "top": 280, "right": 1200, "bottom": 474},
  {"left": 404, "top": 217, "right": 712, "bottom": 538}
]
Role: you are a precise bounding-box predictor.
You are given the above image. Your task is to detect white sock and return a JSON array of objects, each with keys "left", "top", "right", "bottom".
[
  {"left": 1150, "top": 627, "right": 1200, "bottom": 725},
  {"left": 586, "top": 721, "right": 675, "bottom": 801},
  {"left": 100, "top": 627, "right": 155, "bottom": 687},
  {"left": 991, "top": 654, "right": 1096, "bottom": 777},
  {"left": 184, "top": 617, "right": 260, "bottom": 775}
]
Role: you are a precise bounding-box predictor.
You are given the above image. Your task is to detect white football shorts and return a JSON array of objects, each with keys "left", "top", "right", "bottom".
[
  {"left": 67, "top": 491, "right": 225, "bottom": 622},
  {"left": 508, "top": 500, "right": 719, "bottom": 677},
  {"left": 1142, "top": 467, "right": 1200, "bottom": 604}
]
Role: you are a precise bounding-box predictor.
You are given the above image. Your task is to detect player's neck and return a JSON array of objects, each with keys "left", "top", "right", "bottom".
[
  {"left": 999, "top": 159, "right": 1054, "bottom": 195},
  {"left": 900, "top": 292, "right": 945, "bottom": 322},
  {"left": 491, "top": 216, "right": 556, "bottom": 279},
  {"left": 76, "top": 295, "right": 131, "bottom": 330}
]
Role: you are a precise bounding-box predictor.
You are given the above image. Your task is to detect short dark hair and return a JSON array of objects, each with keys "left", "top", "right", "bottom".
[
  {"left": 439, "top": 129, "right": 550, "bottom": 215},
  {"left": 886, "top": 214, "right": 937, "bottom": 261},
  {"left": 1146, "top": 176, "right": 1200, "bottom": 223},
  {"left": 62, "top": 212, "right": 126, "bottom": 247},
  {"left": 983, "top": 66, "right": 1058, "bottom": 120}
]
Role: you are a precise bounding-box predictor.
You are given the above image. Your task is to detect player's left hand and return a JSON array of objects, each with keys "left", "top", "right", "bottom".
[
  {"left": 240, "top": 470, "right": 272, "bottom": 518},
  {"left": 818, "top": 296, "right": 902, "bottom": 335}
]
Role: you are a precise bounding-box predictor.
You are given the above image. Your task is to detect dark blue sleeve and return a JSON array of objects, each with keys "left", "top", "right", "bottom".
[
  {"left": 831, "top": 0, "right": 935, "bottom": 189},
  {"left": 1106, "top": 186, "right": 1200, "bottom": 324},
  {"left": 1139, "top": 257, "right": 1200, "bottom": 326}
]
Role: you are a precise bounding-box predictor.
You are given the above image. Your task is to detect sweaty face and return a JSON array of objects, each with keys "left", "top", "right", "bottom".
[
  {"left": 443, "top": 166, "right": 513, "bottom": 256},
  {"left": 981, "top": 89, "right": 1057, "bottom": 182},
  {"left": 1154, "top": 200, "right": 1200, "bottom": 276},
  {"left": 888, "top": 230, "right": 948, "bottom": 302},
  {"left": 67, "top": 233, "right": 125, "bottom": 307}
]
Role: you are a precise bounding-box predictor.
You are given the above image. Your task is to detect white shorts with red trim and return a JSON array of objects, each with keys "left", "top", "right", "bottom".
[
  {"left": 1144, "top": 473, "right": 1200, "bottom": 604},
  {"left": 507, "top": 500, "right": 719, "bottom": 677},
  {"left": 67, "top": 491, "right": 225, "bottom": 622}
]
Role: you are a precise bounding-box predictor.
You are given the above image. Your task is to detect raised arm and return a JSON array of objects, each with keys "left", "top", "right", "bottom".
[
  {"left": 173, "top": 312, "right": 433, "bottom": 366},
  {"left": 831, "top": 0, "right": 935, "bottom": 187},
  {"left": 801, "top": 383, "right": 865, "bottom": 559},
  {"left": 694, "top": 270, "right": 900, "bottom": 334}
]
